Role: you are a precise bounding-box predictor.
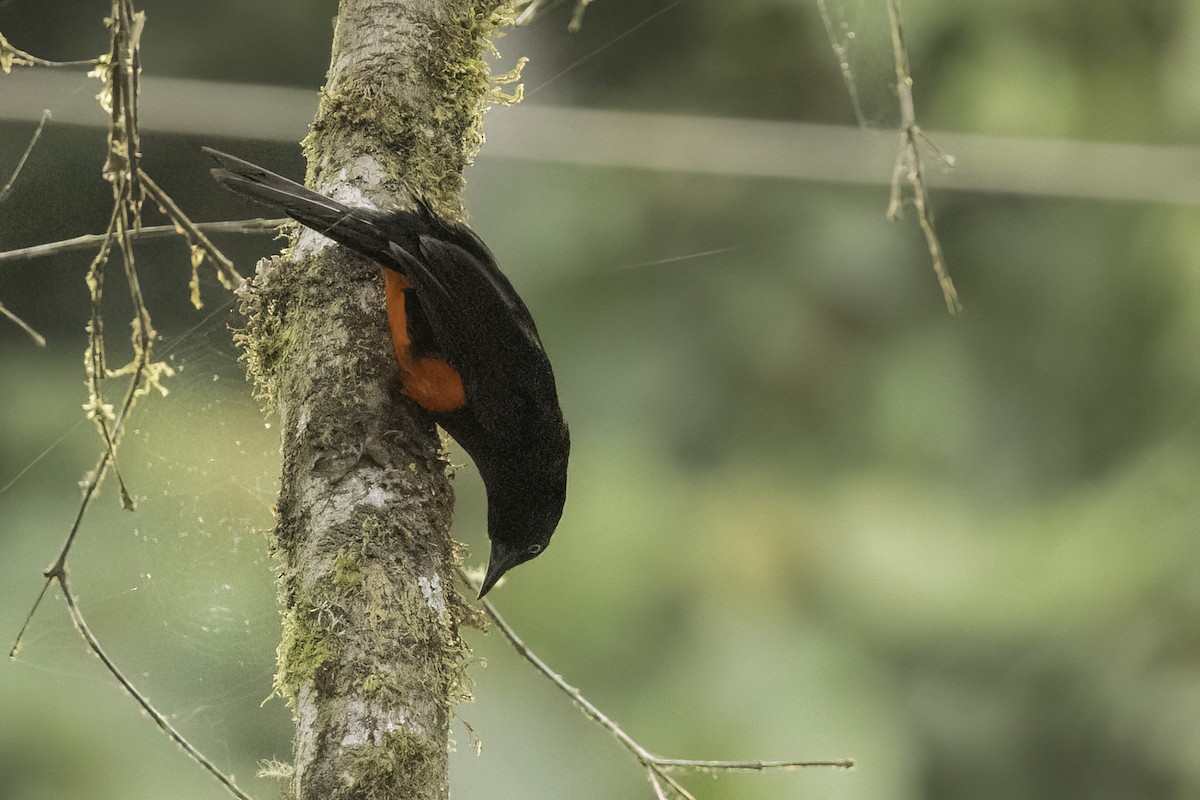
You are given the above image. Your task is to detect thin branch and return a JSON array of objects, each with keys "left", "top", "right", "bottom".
[
  {"left": 514, "top": 0, "right": 545, "bottom": 25},
  {"left": 0, "top": 33, "right": 102, "bottom": 69},
  {"left": 514, "top": 0, "right": 593, "bottom": 30},
  {"left": 0, "top": 218, "right": 288, "bottom": 266},
  {"left": 0, "top": 109, "right": 51, "bottom": 201},
  {"left": 9, "top": 5, "right": 252, "bottom": 800},
  {"left": 11, "top": 446, "right": 114, "bottom": 659},
  {"left": 139, "top": 169, "right": 243, "bottom": 282},
  {"left": 57, "top": 570, "right": 255, "bottom": 800},
  {"left": 568, "top": 0, "right": 594, "bottom": 32},
  {"left": 462, "top": 568, "right": 852, "bottom": 799},
  {"left": 139, "top": 168, "right": 247, "bottom": 293},
  {"left": 647, "top": 769, "right": 672, "bottom": 800},
  {"left": 0, "top": 109, "right": 53, "bottom": 344},
  {"left": 106, "top": 0, "right": 144, "bottom": 204},
  {"left": 1, "top": 294, "right": 237, "bottom": 501},
  {"left": 0, "top": 298, "right": 45, "bottom": 346},
  {"left": 653, "top": 755, "right": 854, "bottom": 772},
  {"left": 884, "top": 0, "right": 961, "bottom": 314},
  {"left": 80, "top": 201, "right": 135, "bottom": 512}
]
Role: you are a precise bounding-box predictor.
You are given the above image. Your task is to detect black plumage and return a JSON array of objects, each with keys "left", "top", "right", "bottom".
[{"left": 205, "top": 148, "right": 568, "bottom": 597}]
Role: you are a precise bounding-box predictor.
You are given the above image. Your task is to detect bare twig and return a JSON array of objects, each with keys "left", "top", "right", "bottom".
[
  {"left": 8, "top": 534, "right": 256, "bottom": 799},
  {"left": 515, "top": 0, "right": 592, "bottom": 30},
  {"left": 80, "top": 201, "right": 135, "bottom": 512},
  {"left": 0, "top": 298, "right": 45, "bottom": 346},
  {"left": 58, "top": 572, "right": 255, "bottom": 800},
  {"left": 12, "top": 444, "right": 115, "bottom": 660},
  {"left": 9, "top": 6, "right": 249, "bottom": 798},
  {"left": 463, "top": 568, "right": 853, "bottom": 799},
  {"left": 884, "top": 0, "right": 961, "bottom": 314},
  {"left": 101, "top": 0, "right": 144, "bottom": 204},
  {"left": 568, "top": 0, "right": 593, "bottom": 32},
  {"left": 514, "top": 0, "right": 544, "bottom": 25},
  {"left": 0, "top": 218, "right": 288, "bottom": 266},
  {"left": 513, "top": 0, "right": 595, "bottom": 30},
  {"left": 139, "top": 168, "right": 247, "bottom": 297},
  {"left": 0, "top": 109, "right": 51, "bottom": 201},
  {"left": 648, "top": 769, "right": 672, "bottom": 800},
  {"left": 0, "top": 33, "right": 102, "bottom": 69},
  {"left": 0, "top": 109, "right": 53, "bottom": 344},
  {"left": 1, "top": 296, "right": 237, "bottom": 500}
]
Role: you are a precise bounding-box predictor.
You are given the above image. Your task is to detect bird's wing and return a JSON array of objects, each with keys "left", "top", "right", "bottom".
[
  {"left": 410, "top": 198, "right": 543, "bottom": 336},
  {"left": 389, "top": 236, "right": 559, "bottom": 437},
  {"left": 204, "top": 147, "right": 403, "bottom": 266}
]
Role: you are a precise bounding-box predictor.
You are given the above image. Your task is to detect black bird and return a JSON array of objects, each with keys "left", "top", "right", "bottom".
[{"left": 204, "top": 147, "right": 569, "bottom": 597}]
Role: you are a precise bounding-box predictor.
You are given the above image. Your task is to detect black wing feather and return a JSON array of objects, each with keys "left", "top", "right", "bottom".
[
  {"left": 207, "top": 147, "right": 561, "bottom": 439},
  {"left": 204, "top": 147, "right": 410, "bottom": 268},
  {"left": 408, "top": 199, "right": 543, "bottom": 338},
  {"left": 393, "top": 236, "right": 558, "bottom": 437}
]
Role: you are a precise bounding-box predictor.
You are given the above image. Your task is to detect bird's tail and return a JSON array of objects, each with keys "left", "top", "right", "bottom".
[{"left": 203, "top": 146, "right": 396, "bottom": 261}]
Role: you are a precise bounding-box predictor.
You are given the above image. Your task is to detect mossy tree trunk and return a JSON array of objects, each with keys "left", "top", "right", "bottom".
[{"left": 237, "top": 2, "right": 514, "bottom": 797}]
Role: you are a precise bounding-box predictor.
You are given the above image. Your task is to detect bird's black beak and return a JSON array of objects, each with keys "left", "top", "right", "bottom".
[
  {"left": 478, "top": 554, "right": 508, "bottom": 599},
  {"left": 478, "top": 544, "right": 526, "bottom": 599}
]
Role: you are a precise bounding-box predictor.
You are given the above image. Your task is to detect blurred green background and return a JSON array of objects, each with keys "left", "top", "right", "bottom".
[{"left": 3, "top": 1, "right": 1200, "bottom": 798}]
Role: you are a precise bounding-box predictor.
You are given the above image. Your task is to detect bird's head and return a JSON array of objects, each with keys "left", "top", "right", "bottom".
[{"left": 477, "top": 491, "right": 564, "bottom": 598}]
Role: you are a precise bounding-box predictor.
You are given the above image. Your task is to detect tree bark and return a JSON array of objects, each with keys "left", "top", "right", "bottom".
[{"left": 236, "top": 2, "right": 512, "bottom": 797}]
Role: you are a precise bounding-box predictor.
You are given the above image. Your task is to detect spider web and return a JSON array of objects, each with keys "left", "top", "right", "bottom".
[
  {"left": 3, "top": 289, "right": 291, "bottom": 788},
  {"left": 815, "top": 0, "right": 904, "bottom": 129},
  {"left": 0, "top": 3, "right": 905, "bottom": 796}
]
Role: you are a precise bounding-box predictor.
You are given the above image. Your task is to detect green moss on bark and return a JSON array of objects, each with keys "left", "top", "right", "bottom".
[
  {"left": 234, "top": 3, "right": 526, "bottom": 797},
  {"left": 275, "top": 605, "right": 335, "bottom": 706},
  {"left": 344, "top": 730, "right": 441, "bottom": 800}
]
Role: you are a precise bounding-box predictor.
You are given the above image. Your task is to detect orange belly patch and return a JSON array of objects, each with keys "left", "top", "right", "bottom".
[{"left": 383, "top": 268, "right": 466, "bottom": 412}]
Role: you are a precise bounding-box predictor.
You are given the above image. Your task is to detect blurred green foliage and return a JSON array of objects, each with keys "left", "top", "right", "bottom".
[{"left": 2, "top": 1, "right": 1199, "bottom": 799}]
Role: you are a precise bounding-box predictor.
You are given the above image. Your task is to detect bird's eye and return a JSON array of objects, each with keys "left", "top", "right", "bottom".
[{"left": 527, "top": 544, "right": 542, "bottom": 555}]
